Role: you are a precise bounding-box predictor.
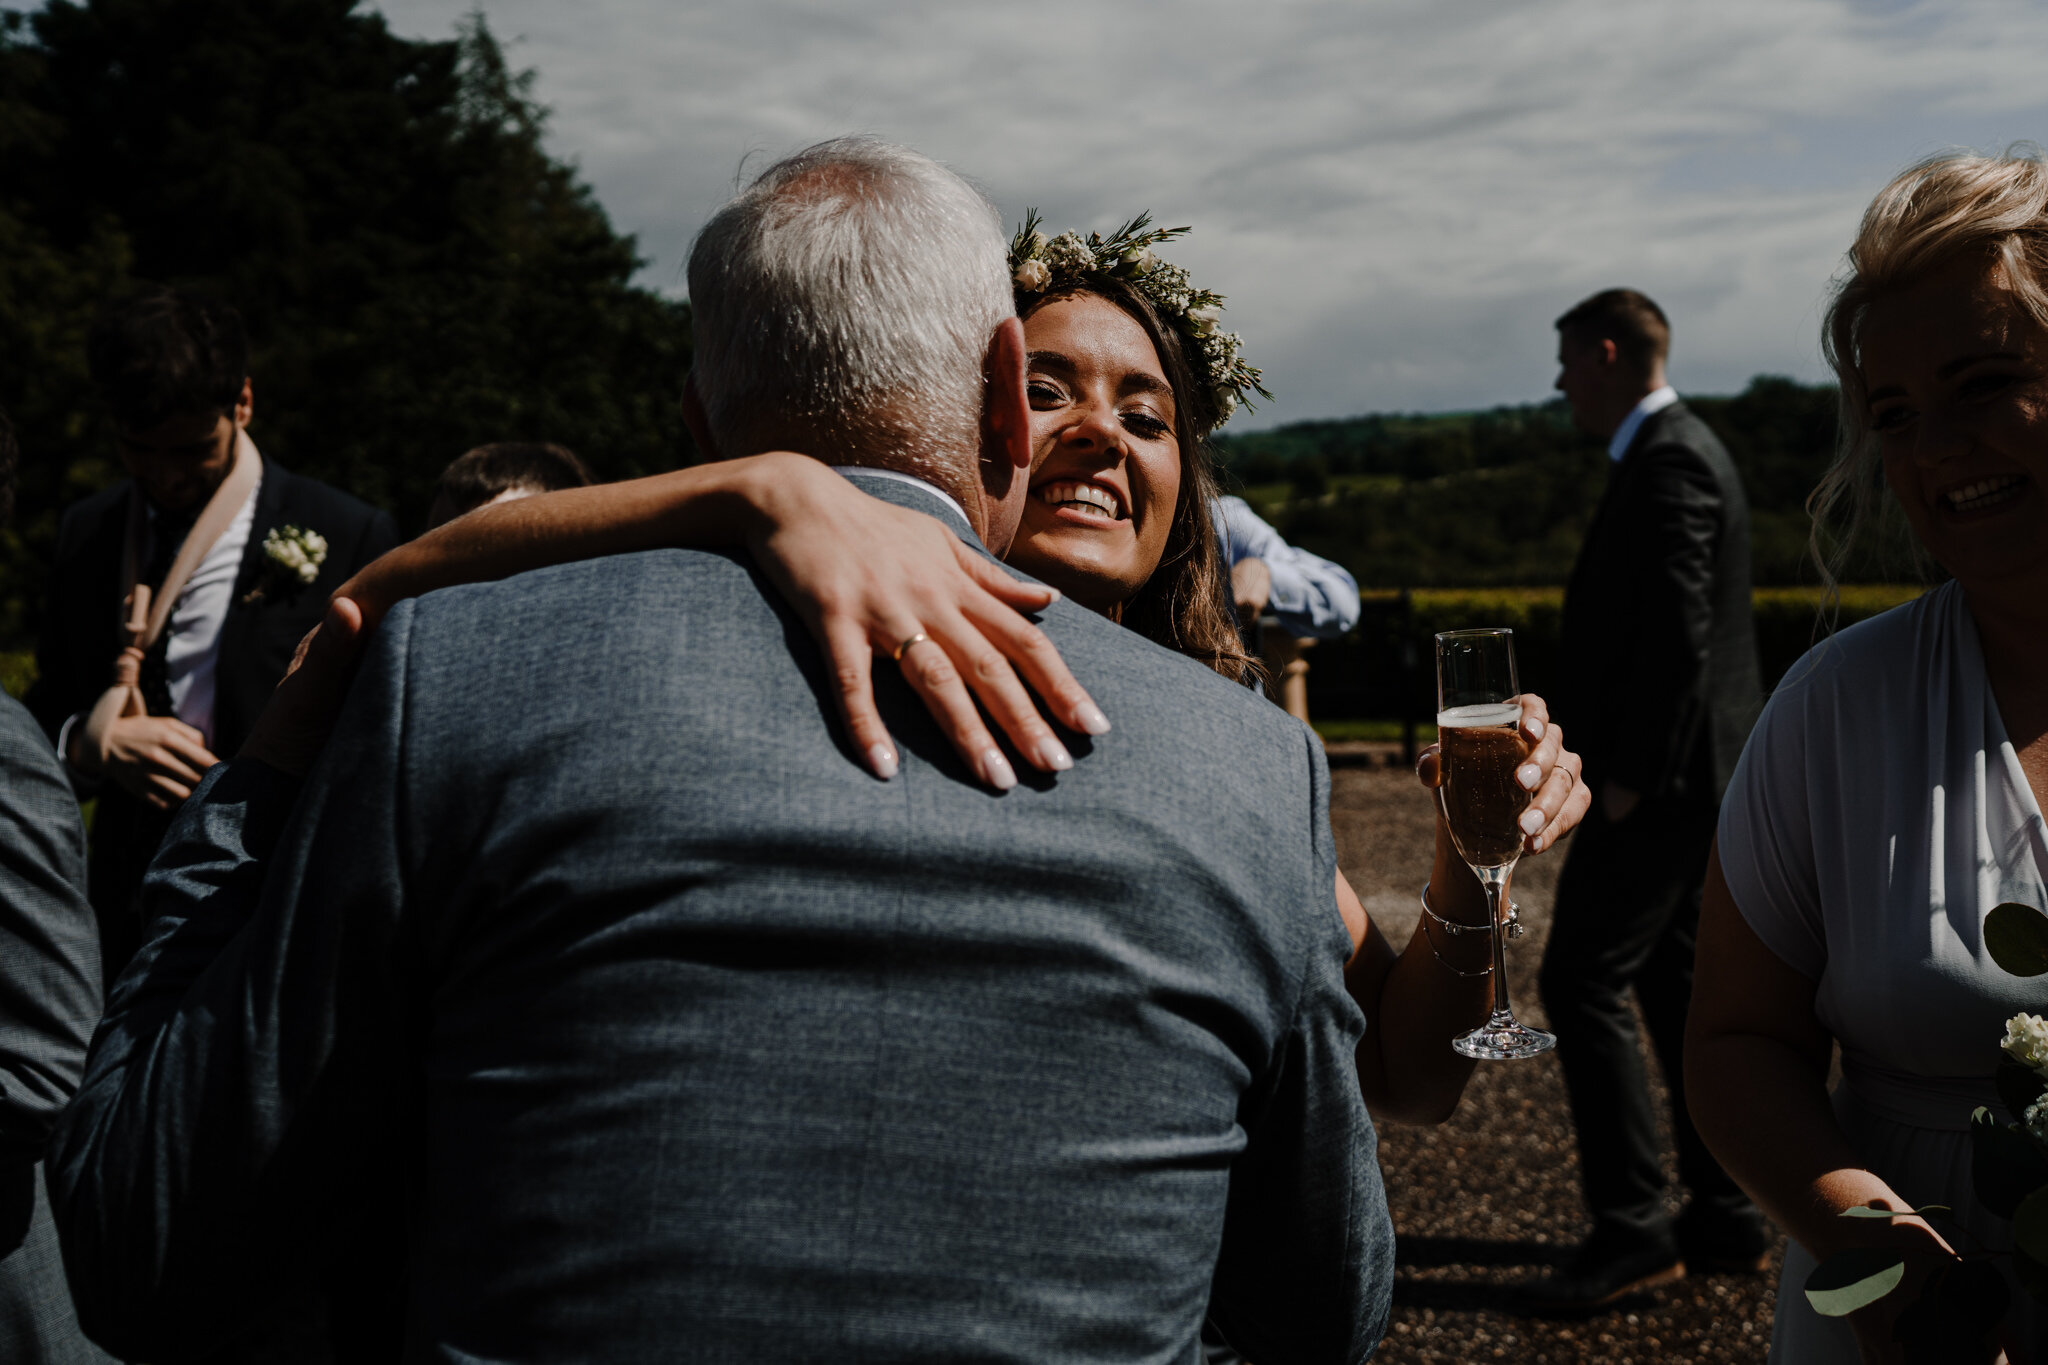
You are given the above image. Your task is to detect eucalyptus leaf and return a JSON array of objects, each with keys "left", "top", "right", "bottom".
[
  {"left": 1985, "top": 902, "right": 2048, "bottom": 977},
  {"left": 1837, "top": 1204, "right": 1949, "bottom": 1219},
  {"left": 1971, "top": 1108, "right": 2048, "bottom": 1219},
  {"left": 1805, "top": 1248, "right": 1907, "bottom": 1317}
]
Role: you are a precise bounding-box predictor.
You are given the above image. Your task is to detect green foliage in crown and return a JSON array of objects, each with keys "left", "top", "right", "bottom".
[{"left": 1007, "top": 210, "right": 1271, "bottom": 431}]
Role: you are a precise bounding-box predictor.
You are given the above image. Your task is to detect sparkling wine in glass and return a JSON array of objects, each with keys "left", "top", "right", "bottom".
[{"left": 1436, "top": 628, "right": 1555, "bottom": 1061}]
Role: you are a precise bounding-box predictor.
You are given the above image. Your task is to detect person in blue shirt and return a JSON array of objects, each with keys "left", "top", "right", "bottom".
[{"left": 1209, "top": 494, "right": 1360, "bottom": 639}]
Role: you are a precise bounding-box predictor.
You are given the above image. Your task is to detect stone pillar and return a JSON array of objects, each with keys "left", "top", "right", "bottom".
[{"left": 1259, "top": 631, "right": 1316, "bottom": 725}]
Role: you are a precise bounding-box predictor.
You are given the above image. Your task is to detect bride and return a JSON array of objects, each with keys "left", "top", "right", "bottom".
[{"left": 261, "top": 214, "right": 1591, "bottom": 1124}]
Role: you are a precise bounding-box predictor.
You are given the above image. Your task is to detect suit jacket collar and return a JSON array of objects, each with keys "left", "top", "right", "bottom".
[
  {"left": 836, "top": 467, "right": 987, "bottom": 554},
  {"left": 1615, "top": 396, "right": 1687, "bottom": 466}
]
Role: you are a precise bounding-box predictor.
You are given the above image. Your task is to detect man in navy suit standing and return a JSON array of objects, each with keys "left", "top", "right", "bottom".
[
  {"left": 1534, "top": 288, "right": 1767, "bottom": 1308},
  {"left": 26, "top": 288, "right": 398, "bottom": 982}
]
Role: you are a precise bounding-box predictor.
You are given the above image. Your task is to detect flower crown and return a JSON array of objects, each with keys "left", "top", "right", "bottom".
[{"left": 1007, "top": 210, "right": 1271, "bottom": 430}]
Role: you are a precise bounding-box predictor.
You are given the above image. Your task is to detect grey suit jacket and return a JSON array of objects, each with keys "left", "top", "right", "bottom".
[
  {"left": 49, "top": 474, "right": 1393, "bottom": 1364},
  {"left": 0, "top": 694, "right": 110, "bottom": 1364}
]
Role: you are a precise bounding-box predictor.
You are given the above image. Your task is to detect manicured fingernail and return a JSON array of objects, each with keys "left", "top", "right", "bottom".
[
  {"left": 868, "top": 743, "right": 898, "bottom": 780},
  {"left": 1520, "top": 808, "right": 1546, "bottom": 836},
  {"left": 1525, "top": 718, "right": 1545, "bottom": 741},
  {"left": 1036, "top": 737, "right": 1074, "bottom": 771},
  {"left": 982, "top": 749, "right": 1017, "bottom": 790},
  {"left": 1044, "top": 587, "right": 1061, "bottom": 602},
  {"left": 1075, "top": 704, "right": 1110, "bottom": 736},
  {"left": 1518, "top": 763, "right": 1542, "bottom": 790}
]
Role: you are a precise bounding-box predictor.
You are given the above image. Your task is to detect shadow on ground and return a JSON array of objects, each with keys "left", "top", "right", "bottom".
[{"left": 1330, "top": 766, "right": 1783, "bottom": 1364}]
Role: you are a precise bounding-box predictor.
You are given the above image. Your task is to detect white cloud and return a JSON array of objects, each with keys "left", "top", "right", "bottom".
[{"left": 376, "top": 0, "right": 2048, "bottom": 426}]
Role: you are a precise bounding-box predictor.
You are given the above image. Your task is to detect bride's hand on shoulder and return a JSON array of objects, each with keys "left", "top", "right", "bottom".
[
  {"left": 1413, "top": 693, "right": 1587, "bottom": 856},
  {"left": 739, "top": 454, "right": 1109, "bottom": 789}
]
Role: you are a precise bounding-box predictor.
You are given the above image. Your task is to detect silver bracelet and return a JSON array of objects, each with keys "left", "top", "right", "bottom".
[
  {"left": 1420, "top": 908, "right": 1494, "bottom": 977},
  {"left": 1419, "top": 882, "right": 1523, "bottom": 940}
]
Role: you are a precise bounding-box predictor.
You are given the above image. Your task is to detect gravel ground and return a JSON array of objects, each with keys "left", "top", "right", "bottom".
[{"left": 1329, "top": 762, "right": 1783, "bottom": 1363}]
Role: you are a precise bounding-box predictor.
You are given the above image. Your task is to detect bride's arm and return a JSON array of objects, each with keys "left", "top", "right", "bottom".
[
  {"left": 1347, "top": 695, "right": 1586, "bottom": 1124},
  {"left": 337, "top": 453, "right": 1107, "bottom": 786}
]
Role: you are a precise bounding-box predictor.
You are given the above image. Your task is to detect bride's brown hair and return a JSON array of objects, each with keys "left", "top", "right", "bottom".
[{"left": 1021, "top": 278, "right": 1260, "bottom": 687}]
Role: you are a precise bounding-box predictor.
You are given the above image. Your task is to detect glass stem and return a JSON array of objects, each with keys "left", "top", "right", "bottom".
[{"left": 1476, "top": 863, "right": 1514, "bottom": 1021}]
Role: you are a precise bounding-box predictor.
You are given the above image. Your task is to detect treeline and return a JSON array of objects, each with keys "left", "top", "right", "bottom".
[
  {"left": 1214, "top": 377, "right": 1909, "bottom": 587},
  {"left": 0, "top": 0, "right": 694, "bottom": 647}
]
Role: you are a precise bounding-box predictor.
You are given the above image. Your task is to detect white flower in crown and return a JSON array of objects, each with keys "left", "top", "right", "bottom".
[
  {"left": 1014, "top": 258, "right": 1052, "bottom": 291},
  {"left": 263, "top": 525, "right": 329, "bottom": 586},
  {"left": 1123, "top": 246, "right": 1159, "bottom": 274},
  {"left": 1042, "top": 232, "right": 1096, "bottom": 273},
  {"left": 1186, "top": 306, "right": 1221, "bottom": 337},
  {"left": 2003, "top": 1013, "right": 2048, "bottom": 1075}
]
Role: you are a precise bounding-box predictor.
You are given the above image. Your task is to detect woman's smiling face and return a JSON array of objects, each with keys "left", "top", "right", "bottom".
[
  {"left": 1860, "top": 252, "right": 2048, "bottom": 594},
  {"left": 1004, "top": 292, "right": 1183, "bottom": 613}
]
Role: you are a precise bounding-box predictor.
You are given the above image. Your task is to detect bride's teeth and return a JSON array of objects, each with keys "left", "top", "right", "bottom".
[{"left": 1945, "top": 474, "right": 2025, "bottom": 510}]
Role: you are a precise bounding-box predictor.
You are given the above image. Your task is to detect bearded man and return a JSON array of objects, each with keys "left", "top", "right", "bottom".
[{"left": 26, "top": 288, "right": 399, "bottom": 983}]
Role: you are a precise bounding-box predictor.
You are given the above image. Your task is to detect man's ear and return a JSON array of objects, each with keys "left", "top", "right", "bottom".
[
  {"left": 982, "top": 317, "right": 1029, "bottom": 472},
  {"left": 1597, "top": 338, "right": 1620, "bottom": 369},
  {"left": 233, "top": 377, "right": 254, "bottom": 430},
  {"left": 680, "top": 373, "right": 720, "bottom": 461}
]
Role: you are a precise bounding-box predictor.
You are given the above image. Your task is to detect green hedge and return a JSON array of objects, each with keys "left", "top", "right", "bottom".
[
  {"left": 1, "top": 650, "right": 33, "bottom": 701},
  {"left": 1303, "top": 584, "right": 1928, "bottom": 721}
]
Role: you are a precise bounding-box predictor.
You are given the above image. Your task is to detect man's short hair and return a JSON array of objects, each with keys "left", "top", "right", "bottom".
[
  {"left": 0, "top": 405, "right": 16, "bottom": 527},
  {"left": 429, "top": 441, "right": 594, "bottom": 527},
  {"left": 1555, "top": 288, "right": 1670, "bottom": 373},
  {"left": 87, "top": 287, "right": 249, "bottom": 433},
  {"left": 686, "top": 136, "right": 1011, "bottom": 499}
]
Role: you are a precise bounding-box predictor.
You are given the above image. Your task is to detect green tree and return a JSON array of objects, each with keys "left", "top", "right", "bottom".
[{"left": 0, "top": 0, "right": 692, "bottom": 648}]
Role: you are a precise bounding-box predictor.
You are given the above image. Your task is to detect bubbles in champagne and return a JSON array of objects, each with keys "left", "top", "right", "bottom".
[{"left": 1435, "top": 704, "right": 1529, "bottom": 868}]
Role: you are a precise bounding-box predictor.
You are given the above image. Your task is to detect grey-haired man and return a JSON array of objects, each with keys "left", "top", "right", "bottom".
[{"left": 52, "top": 139, "right": 1393, "bottom": 1364}]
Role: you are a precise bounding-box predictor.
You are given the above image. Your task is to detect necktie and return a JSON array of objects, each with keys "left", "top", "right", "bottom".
[{"left": 137, "top": 509, "right": 194, "bottom": 717}]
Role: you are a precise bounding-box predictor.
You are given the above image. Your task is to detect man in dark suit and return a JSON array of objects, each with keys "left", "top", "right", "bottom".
[
  {"left": 25, "top": 288, "right": 399, "bottom": 983},
  {"left": 49, "top": 138, "right": 1393, "bottom": 1364},
  {"left": 0, "top": 407, "right": 112, "bottom": 1364},
  {"left": 1533, "top": 289, "right": 1767, "bottom": 1307}
]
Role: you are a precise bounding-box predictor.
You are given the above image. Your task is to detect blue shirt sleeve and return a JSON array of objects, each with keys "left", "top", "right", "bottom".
[{"left": 1210, "top": 497, "right": 1361, "bottom": 639}]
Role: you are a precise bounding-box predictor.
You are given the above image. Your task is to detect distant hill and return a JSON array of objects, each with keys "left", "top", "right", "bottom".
[{"left": 1211, "top": 376, "right": 1872, "bottom": 588}]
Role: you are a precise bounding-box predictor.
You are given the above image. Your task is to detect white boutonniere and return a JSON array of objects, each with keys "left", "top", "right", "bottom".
[{"left": 242, "top": 524, "right": 328, "bottom": 604}]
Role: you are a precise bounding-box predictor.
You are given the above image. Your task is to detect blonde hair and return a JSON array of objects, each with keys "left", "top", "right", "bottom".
[{"left": 1813, "top": 145, "right": 2048, "bottom": 603}]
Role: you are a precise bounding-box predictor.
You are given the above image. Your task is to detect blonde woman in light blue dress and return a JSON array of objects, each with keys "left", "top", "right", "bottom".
[{"left": 1689, "top": 148, "right": 2048, "bottom": 1365}]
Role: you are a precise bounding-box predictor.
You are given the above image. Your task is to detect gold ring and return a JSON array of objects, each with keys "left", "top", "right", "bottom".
[{"left": 892, "top": 631, "right": 930, "bottom": 662}]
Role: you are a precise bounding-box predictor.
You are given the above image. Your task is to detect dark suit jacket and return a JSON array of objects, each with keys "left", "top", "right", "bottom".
[
  {"left": 24, "top": 461, "right": 399, "bottom": 972},
  {"left": 1556, "top": 401, "right": 1761, "bottom": 802},
  {"left": 49, "top": 475, "right": 1394, "bottom": 1365},
  {"left": 0, "top": 695, "right": 110, "bottom": 1364}
]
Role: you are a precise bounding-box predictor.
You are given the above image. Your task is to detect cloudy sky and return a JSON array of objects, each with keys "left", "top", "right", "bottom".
[{"left": 378, "top": 0, "right": 2048, "bottom": 430}]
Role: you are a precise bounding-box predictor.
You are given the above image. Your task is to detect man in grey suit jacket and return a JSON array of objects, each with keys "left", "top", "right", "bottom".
[
  {"left": 50, "top": 139, "right": 1392, "bottom": 1363},
  {"left": 0, "top": 409, "right": 111, "bottom": 1365}
]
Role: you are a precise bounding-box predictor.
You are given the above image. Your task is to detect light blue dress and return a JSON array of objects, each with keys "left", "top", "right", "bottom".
[{"left": 1719, "top": 581, "right": 2048, "bottom": 1362}]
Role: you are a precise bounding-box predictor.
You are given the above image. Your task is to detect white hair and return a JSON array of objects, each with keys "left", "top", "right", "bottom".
[{"left": 687, "top": 137, "right": 1012, "bottom": 496}]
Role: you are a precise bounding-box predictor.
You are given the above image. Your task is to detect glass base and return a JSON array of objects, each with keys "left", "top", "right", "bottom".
[{"left": 1452, "top": 1017, "right": 1556, "bottom": 1061}]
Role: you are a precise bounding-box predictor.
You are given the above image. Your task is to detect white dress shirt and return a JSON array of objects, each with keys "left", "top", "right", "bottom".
[
  {"left": 1608, "top": 384, "right": 1679, "bottom": 463},
  {"left": 157, "top": 485, "right": 259, "bottom": 748},
  {"left": 1209, "top": 495, "right": 1361, "bottom": 639},
  {"left": 58, "top": 480, "right": 260, "bottom": 768}
]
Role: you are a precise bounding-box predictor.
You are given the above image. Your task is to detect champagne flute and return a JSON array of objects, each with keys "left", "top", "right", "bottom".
[{"left": 1435, "top": 628, "right": 1555, "bottom": 1061}]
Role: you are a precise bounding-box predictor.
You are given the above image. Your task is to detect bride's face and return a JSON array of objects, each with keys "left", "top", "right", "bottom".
[
  {"left": 1861, "top": 253, "right": 2048, "bottom": 594},
  {"left": 1004, "top": 293, "right": 1183, "bottom": 613}
]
